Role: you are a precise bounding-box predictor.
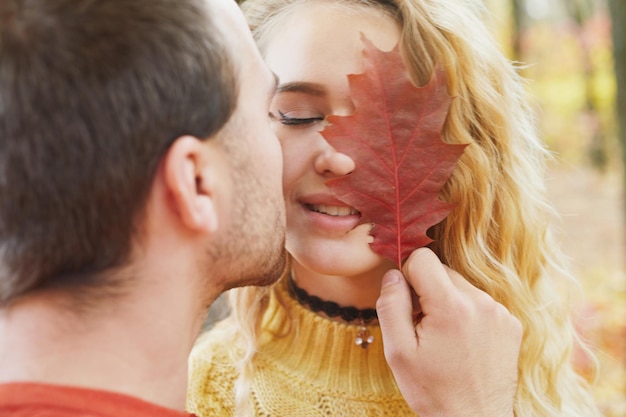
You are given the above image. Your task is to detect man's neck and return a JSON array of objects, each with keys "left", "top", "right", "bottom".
[{"left": 0, "top": 281, "right": 210, "bottom": 411}]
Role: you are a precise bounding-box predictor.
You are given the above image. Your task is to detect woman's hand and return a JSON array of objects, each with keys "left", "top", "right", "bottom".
[{"left": 376, "top": 248, "right": 522, "bottom": 417}]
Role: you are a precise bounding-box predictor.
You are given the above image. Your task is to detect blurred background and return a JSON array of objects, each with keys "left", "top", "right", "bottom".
[{"left": 483, "top": 0, "right": 625, "bottom": 415}]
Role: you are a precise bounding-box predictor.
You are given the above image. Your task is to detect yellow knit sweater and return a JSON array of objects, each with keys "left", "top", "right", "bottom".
[{"left": 187, "top": 280, "right": 417, "bottom": 416}]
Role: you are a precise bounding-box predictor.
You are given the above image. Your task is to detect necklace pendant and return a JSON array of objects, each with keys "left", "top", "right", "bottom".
[{"left": 355, "top": 325, "right": 374, "bottom": 349}]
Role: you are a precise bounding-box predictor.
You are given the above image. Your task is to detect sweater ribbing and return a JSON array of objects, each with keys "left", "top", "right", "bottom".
[{"left": 187, "top": 279, "right": 417, "bottom": 416}]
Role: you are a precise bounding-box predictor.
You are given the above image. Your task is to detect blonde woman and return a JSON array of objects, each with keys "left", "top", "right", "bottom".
[{"left": 187, "top": 0, "right": 602, "bottom": 416}]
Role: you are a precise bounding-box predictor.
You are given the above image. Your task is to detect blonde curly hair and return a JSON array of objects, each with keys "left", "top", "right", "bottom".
[{"left": 209, "top": 0, "right": 601, "bottom": 415}]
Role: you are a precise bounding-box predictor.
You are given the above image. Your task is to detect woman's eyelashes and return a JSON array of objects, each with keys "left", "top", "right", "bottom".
[{"left": 271, "top": 110, "right": 325, "bottom": 126}]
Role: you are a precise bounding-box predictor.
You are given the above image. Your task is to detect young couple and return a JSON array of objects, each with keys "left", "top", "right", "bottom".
[{"left": 0, "top": 0, "right": 599, "bottom": 417}]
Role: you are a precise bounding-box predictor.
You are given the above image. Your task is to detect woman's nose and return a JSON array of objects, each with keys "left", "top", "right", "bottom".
[{"left": 313, "top": 145, "right": 355, "bottom": 177}]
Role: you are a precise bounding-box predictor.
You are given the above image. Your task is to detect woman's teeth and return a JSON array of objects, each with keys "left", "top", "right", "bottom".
[{"left": 307, "top": 204, "right": 360, "bottom": 216}]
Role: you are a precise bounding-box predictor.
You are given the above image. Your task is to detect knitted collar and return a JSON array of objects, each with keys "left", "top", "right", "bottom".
[
  {"left": 254, "top": 280, "right": 409, "bottom": 398},
  {"left": 287, "top": 277, "right": 378, "bottom": 349}
]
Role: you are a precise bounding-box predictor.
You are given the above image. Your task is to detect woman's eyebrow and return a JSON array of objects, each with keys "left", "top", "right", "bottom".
[{"left": 276, "top": 81, "right": 328, "bottom": 97}]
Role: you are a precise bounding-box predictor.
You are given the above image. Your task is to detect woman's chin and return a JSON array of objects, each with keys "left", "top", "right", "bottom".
[{"left": 289, "top": 245, "right": 390, "bottom": 278}]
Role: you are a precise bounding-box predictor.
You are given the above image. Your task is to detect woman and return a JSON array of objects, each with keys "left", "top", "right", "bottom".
[{"left": 187, "top": 0, "right": 602, "bottom": 416}]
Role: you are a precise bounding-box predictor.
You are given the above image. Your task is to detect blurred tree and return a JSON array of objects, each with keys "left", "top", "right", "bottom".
[
  {"left": 511, "top": 0, "right": 525, "bottom": 61},
  {"left": 608, "top": 0, "right": 625, "bottom": 154},
  {"left": 564, "top": 0, "right": 608, "bottom": 170},
  {"left": 608, "top": 0, "right": 626, "bottom": 223}
]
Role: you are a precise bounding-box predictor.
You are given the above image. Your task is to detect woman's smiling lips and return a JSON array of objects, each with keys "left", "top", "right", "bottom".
[
  {"left": 297, "top": 194, "right": 362, "bottom": 232},
  {"left": 305, "top": 203, "right": 360, "bottom": 216}
]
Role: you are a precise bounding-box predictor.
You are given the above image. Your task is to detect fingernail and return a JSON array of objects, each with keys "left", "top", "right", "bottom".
[{"left": 381, "top": 271, "right": 401, "bottom": 288}]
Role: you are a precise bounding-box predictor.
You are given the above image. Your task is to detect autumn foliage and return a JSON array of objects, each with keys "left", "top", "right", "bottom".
[{"left": 323, "top": 35, "right": 466, "bottom": 267}]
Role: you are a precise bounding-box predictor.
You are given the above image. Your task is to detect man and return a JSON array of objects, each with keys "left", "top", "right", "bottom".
[
  {"left": 0, "top": 0, "right": 520, "bottom": 416},
  {"left": 0, "top": 0, "right": 285, "bottom": 414}
]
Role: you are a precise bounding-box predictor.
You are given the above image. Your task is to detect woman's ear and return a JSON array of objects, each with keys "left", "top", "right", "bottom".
[{"left": 162, "top": 135, "right": 219, "bottom": 234}]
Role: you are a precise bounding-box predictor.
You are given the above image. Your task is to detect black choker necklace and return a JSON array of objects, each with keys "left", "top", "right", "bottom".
[{"left": 287, "top": 277, "right": 377, "bottom": 349}]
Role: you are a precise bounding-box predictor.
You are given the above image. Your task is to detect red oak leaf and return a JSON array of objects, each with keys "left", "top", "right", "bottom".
[{"left": 323, "top": 35, "right": 467, "bottom": 267}]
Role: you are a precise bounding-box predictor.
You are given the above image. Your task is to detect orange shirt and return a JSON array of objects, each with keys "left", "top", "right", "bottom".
[{"left": 0, "top": 383, "right": 195, "bottom": 417}]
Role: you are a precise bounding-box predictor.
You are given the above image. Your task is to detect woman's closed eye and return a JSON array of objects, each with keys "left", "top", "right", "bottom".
[{"left": 271, "top": 110, "right": 325, "bottom": 126}]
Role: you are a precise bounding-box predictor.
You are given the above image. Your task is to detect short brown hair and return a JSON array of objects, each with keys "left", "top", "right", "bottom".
[{"left": 0, "top": 0, "right": 237, "bottom": 303}]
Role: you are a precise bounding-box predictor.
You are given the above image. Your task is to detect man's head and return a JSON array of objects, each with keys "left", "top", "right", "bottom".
[{"left": 0, "top": 0, "right": 286, "bottom": 306}]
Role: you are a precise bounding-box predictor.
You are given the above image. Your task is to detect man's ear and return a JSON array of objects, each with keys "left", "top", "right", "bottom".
[{"left": 162, "top": 135, "right": 219, "bottom": 234}]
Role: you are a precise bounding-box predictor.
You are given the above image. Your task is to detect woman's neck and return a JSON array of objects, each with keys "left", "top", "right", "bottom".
[{"left": 290, "top": 262, "right": 394, "bottom": 309}]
